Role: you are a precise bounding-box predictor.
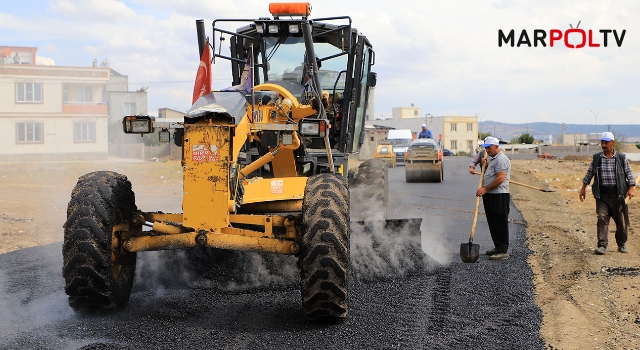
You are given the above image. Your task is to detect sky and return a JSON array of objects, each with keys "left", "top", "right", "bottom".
[{"left": 2, "top": 0, "right": 639, "bottom": 125}]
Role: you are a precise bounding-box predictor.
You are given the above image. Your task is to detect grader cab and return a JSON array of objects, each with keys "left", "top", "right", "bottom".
[{"left": 63, "top": 2, "right": 421, "bottom": 321}]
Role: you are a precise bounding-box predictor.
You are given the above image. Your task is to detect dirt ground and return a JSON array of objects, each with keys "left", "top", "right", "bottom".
[
  {"left": 2, "top": 155, "right": 640, "bottom": 349},
  {"left": 510, "top": 155, "right": 640, "bottom": 350}
]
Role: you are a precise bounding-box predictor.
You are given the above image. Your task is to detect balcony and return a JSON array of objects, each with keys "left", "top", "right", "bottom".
[{"left": 63, "top": 102, "right": 108, "bottom": 114}]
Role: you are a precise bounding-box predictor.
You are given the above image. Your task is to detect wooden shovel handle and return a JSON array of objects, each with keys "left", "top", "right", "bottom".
[
  {"left": 509, "top": 180, "right": 545, "bottom": 191},
  {"left": 471, "top": 173, "right": 550, "bottom": 192},
  {"left": 470, "top": 154, "right": 487, "bottom": 240}
]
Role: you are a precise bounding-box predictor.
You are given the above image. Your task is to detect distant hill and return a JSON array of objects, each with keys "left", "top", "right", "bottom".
[{"left": 479, "top": 121, "right": 640, "bottom": 143}]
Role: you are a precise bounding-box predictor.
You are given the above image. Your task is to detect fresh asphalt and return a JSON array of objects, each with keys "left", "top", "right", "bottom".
[{"left": 0, "top": 157, "right": 544, "bottom": 349}]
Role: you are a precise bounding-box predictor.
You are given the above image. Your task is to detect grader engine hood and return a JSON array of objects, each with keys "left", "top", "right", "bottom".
[{"left": 187, "top": 91, "right": 249, "bottom": 121}]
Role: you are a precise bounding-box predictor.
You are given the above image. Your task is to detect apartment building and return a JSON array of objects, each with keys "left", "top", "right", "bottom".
[
  {"left": 392, "top": 105, "right": 421, "bottom": 119},
  {"left": 431, "top": 116, "right": 478, "bottom": 154},
  {"left": 0, "top": 46, "right": 146, "bottom": 161}
]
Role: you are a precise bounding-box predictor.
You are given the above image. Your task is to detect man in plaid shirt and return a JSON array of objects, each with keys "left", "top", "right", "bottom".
[{"left": 579, "top": 132, "right": 636, "bottom": 255}]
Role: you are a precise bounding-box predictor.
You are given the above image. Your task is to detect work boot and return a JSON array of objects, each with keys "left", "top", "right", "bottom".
[
  {"left": 489, "top": 253, "right": 510, "bottom": 260},
  {"left": 594, "top": 246, "right": 607, "bottom": 255},
  {"left": 618, "top": 245, "right": 628, "bottom": 253},
  {"left": 485, "top": 248, "right": 500, "bottom": 256}
]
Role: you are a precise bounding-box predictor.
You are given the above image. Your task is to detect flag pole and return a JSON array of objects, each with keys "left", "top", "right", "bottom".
[{"left": 250, "top": 44, "right": 255, "bottom": 123}]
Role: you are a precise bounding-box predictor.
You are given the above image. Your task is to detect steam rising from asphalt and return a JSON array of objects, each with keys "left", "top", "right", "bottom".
[
  {"left": 133, "top": 218, "right": 438, "bottom": 293},
  {"left": 0, "top": 263, "right": 75, "bottom": 344},
  {"left": 349, "top": 219, "right": 440, "bottom": 282},
  {"left": 135, "top": 248, "right": 299, "bottom": 293}
]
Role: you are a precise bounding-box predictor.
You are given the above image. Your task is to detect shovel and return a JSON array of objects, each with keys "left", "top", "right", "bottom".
[
  {"left": 471, "top": 173, "right": 555, "bottom": 192},
  {"left": 460, "top": 156, "right": 486, "bottom": 263},
  {"left": 509, "top": 180, "right": 555, "bottom": 192}
]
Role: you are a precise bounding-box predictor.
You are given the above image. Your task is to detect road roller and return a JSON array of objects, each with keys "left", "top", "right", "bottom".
[{"left": 404, "top": 138, "right": 443, "bottom": 182}]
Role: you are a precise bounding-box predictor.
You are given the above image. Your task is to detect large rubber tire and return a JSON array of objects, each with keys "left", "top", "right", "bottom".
[
  {"left": 63, "top": 171, "right": 137, "bottom": 312},
  {"left": 350, "top": 159, "right": 388, "bottom": 221},
  {"left": 300, "top": 173, "right": 350, "bottom": 321}
]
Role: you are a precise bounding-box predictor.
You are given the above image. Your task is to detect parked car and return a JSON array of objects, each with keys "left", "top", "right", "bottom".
[{"left": 442, "top": 149, "right": 453, "bottom": 156}]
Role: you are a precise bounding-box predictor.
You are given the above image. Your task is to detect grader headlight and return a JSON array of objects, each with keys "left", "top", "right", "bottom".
[
  {"left": 123, "top": 116, "right": 154, "bottom": 134},
  {"left": 268, "top": 24, "right": 279, "bottom": 34},
  {"left": 282, "top": 132, "right": 294, "bottom": 145},
  {"left": 299, "top": 119, "right": 326, "bottom": 137}
]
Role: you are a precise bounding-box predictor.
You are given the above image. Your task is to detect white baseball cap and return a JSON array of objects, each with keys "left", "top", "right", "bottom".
[
  {"left": 482, "top": 136, "right": 500, "bottom": 148},
  {"left": 599, "top": 132, "right": 614, "bottom": 141},
  {"left": 421, "top": 124, "right": 426, "bottom": 128}
]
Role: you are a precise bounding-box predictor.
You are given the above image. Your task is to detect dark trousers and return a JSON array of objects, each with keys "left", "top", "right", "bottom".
[
  {"left": 482, "top": 193, "right": 511, "bottom": 253},
  {"left": 596, "top": 192, "right": 627, "bottom": 248}
]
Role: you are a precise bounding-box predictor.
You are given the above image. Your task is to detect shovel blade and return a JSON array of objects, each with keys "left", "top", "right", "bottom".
[{"left": 460, "top": 242, "right": 480, "bottom": 263}]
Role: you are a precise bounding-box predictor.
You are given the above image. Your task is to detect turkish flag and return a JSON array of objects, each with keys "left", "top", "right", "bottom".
[{"left": 192, "top": 38, "right": 212, "bottom": 104}]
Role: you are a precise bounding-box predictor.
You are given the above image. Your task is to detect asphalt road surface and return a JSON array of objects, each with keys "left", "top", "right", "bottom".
[{"left": 0, "top": 157, "right": 544, "bottom": 349}]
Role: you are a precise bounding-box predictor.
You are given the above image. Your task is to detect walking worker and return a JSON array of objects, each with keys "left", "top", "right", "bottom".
[
  {"left": 418, "top": 124, "right": 433, "bottom": 139},
  {"left": 579, "top": 131, "right": 635, "bottom": 255},
  {"left": 476, "top": 136, "right": 511, "bottom": 260}
]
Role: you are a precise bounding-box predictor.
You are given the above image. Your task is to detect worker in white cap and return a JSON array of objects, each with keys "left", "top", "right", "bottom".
[
  {"left": 580, "top": 131, "right": 636, "bottom": 255},
  {"left": 418, "top": 124, "right": 433, "bottom": 139},
  {"left": 476, "top": 136, "right": 511, "bottom": 260}
]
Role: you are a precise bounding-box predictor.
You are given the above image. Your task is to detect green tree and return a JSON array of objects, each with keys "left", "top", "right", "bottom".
[
  {"left": 478, "top": 131, "right": 491, "bottom": 140},
  {"left": 511, "top": 133, "right": 534, "bottom": 144},
  {"left": 520, "top": 133, "right": 534, "bottom": 144}
]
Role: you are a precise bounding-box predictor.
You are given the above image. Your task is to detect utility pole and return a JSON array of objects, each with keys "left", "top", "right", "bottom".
[
  {"left": 424, "top": 113, "right": 432, "bottom": 126},
  {"left": 561, "top": 123, "right": 566, "bottom": 146},
  {"left": 590, "top": 110, "right": 600, "bottom": 126}
]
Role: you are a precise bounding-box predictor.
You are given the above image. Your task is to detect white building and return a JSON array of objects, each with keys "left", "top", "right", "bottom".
[{"left": 0, "top": 46, "right": 147, "bottom": 161}]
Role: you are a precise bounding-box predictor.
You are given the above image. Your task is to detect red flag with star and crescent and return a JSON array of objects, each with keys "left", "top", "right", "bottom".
[{"left": 192, "top": 38, "right": 212, "bottom": 104}]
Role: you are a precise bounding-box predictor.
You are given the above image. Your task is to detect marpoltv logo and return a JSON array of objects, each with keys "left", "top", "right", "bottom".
[{"left": 499, "top": 21, "right": 626, "bottom": 48}]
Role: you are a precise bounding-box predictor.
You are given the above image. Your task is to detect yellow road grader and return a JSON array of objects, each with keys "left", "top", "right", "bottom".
[{"left": 62, "top": 2, "right": 419, "bottom": 321}]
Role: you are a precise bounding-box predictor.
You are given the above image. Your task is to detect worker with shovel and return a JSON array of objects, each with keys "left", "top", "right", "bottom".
[
  {"left": 579, "top": 132, "right": 635, "bottom": 255},
  {"left": 476, "top": 136, "right": 512, "bottom": 261}
]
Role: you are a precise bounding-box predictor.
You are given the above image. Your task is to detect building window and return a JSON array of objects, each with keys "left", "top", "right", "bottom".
[
  {"left": 16, "top": 122, "right": 44, "bottom": 143},
  {"left": 124, "top": 102, "right": 136, "bottom": 115},
  {"left": 74, "top": 122, "right": 96, "bottom": 142},
  {"left": 76, "top": 86, "right": 93, "bottom": 102},
  {"left": 17, "top": 82, "right": 42, "bottom": 103},
  {"left": 414, "top": 110, "right": 418, "bottom": 116},
  {"left": 63, "top": 86, "right": 70, "bottom": 103},
  {"left": 451, "top": 123, "right": 457, "bottom": 132},
  {"left": 467, "top": 123, "right": 473, "bottom": 132},
  {"left": 451, "top": 140, "right": 457, "bottom": 149},
  {"left": 467, "top": 140, "right": 474, "bottom": 150}
]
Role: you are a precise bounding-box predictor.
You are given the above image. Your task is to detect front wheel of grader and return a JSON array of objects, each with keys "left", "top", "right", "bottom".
[
  {"left": 300, "top": 173, "right": 350, "bottom": 321},
  {"left": 62, "top": 171, "right": 137, "bottom": 312}
]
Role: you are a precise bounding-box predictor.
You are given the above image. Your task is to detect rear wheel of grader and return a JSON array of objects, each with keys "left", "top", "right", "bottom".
[
  {"left": 300, "top": 173, "right": 350, "bottom": 320},
  {"left": 350, "top": 159, "right": 388, "bottom": 221},
  {"left": 62, "top": 171, "right": 137, "bottom": 312}
]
